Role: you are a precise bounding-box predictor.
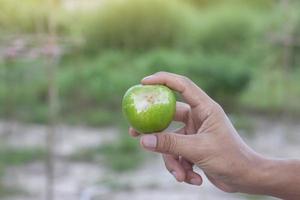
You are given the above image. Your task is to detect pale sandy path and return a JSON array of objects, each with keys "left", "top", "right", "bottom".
[{"left": 1, "top": 115, "right": 299, "bottom": 200}]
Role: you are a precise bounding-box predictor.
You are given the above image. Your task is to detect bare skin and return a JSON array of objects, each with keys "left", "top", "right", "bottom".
[{"left": 128, "top": 72, "right": 300, "bottom": 200}]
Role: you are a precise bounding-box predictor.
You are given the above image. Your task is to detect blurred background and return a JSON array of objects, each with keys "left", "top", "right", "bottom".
[{"left": 0, "top": 0, "right": 300, "bottom": 199}]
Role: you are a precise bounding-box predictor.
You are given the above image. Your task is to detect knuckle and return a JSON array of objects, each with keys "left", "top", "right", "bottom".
[
  {"left": 180, "top": 75, "right": 191, "bottom": 85},
  {"left": 160, "top": 134, "right": 177, "bottom": 154},
  {"left": 205, "top": 102, "right": 226, "bottom": 122},
  {"left": 201, "top": 102, "right": 215, "bottom": 114},
  {"left": 198, "top": 101, "right": 223, "bottom": 121},
  {"left": 212, "top": 102, "right": 224, "bottom": 114},
  {"left": 155, "top": 71, "right": 168, "bottom": 76},
  {"left": 177, "top": 75, "right": 191, "bottom": 93},
  {"left": 212, "top": 102, "right": 226, "bottom": 118}
]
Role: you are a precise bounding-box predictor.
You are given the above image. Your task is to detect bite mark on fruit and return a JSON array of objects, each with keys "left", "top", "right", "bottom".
[{"left": 132, "top": 88, "right": 169, "bottom": 113}]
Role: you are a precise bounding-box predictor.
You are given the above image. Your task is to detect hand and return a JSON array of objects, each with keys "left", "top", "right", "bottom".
[
  {"left": 129, "top": 71, "right": 259, "bottom": 192},
  {"left": 128, "top": 72, "right": 300, "bottom": 199}
]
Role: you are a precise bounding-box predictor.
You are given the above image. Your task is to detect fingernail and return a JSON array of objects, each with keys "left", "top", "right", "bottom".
[
  {"left": 142, "top": 75, "right": 154, "bottom": 81},
  {"left": 171, "top": 171, "right": 177, "bottom": 179},
  {"left": 141, "top": 135, "right": 157, "bottom": 149},
  {"left": 190, "top": 178, "right": 201, "bottom": 186}
]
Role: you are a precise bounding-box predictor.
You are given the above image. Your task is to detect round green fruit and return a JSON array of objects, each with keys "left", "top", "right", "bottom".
[{"left": 122, "top": 84, "right": 176, "bottom": 134}]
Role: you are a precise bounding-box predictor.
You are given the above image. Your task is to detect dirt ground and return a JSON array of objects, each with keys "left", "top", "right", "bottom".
[{"left": 0, "top": 114, "right": 299, "bottom": 200}]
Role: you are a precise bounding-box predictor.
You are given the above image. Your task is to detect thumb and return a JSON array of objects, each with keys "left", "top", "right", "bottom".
[{"left": 140, "top": 133, "right": 195, "bottom": 157}]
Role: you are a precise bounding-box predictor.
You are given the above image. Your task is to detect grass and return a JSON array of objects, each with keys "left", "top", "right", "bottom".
[
  {"left": 0, "top": 145, "right": 45, "bottom": 197},
  {"left": 62, "top": 107, "right": 119, "bottom": 127},
  {"left": 241, "top": 194, "right": 276, "bottom": 200},
  {"left": 98, "top": 176, "right": 135, "bottom": 191},
  {"left": 98, "top": 175, "right": 160, "bottom": 191},
  {"left": 0, "top": 183, "right": 25, "bottom": 198},
  {"left": 0, "top": 146, "right": 45, "bottom": 166},
  {"left": 70, "top": 133, "right": 145, "bottom": 172}
]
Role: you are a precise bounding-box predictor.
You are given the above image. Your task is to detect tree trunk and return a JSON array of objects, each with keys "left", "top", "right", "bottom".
[{"left": 45, "top": 0, "right": 60, "bottom": 200}]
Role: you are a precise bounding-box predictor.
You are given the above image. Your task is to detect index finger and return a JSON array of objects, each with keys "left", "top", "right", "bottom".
[
  {"left": 129, "top": 127, "right": 140, "bottom": 137},
  {"left": 141, "top": 72, "right": 212, "bottom": 108}
]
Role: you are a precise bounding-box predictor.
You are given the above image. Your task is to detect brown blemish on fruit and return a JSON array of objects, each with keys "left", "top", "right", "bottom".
[{"left": 146, "top": 94, "right": 155, "bottom": 104}]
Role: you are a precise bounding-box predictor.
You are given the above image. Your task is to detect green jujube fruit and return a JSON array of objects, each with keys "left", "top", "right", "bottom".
[{"left": 122, "top": 84, "right": 176, "bottom": 133}]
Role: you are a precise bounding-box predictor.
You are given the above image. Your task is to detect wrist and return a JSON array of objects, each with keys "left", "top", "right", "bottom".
[
  {"left": 240, "top": 154, "right": 275, "bottom": 194},
  {"left": 233, "top": 152, "right": 267, "bottom": 194},
  {"left": 239, "top": 154, "right": 300, "bottom": 199}
]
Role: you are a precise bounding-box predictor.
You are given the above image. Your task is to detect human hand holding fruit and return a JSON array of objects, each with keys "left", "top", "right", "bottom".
[
  {"left": 125, "top": 71, "right": 257, "bottom": 191},
  {"left": 125, "top": 72, "right": 300, "bottom": 200}
]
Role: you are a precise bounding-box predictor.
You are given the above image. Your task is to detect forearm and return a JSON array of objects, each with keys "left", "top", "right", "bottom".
[{"left": 243, "top": 156, "right": 300, "bottom": 199}]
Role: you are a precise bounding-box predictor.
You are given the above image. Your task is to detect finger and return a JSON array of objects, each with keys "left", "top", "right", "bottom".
[
  {"left": 163, "top": 154, "right": 186, "bottom": 182},
  {"left": 185, "top": 170, "right": 202, "bottom": 186},
  {"left": 141, "top": 72, "right": 212, "bottom": 108},
  {"left": 180, "top": 158, "right": 202, "bottom": 186},
  {"left": 180, "top": 157, "right": 193, "bottom": 170},
  {"left": 174, "top": 102, "right": 190, "bottom": 123},
  {"left": 128, "top": 127, "right": 140, "bottom": 137},
  {"left": 175, "top": 102, "right": 196, "bottom": 135},
  {"left": 140, "top": 132, "right": 197, "bottom": 159}
]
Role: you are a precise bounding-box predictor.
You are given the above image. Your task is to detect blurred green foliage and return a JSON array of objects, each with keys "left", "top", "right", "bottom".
[
  {"left": 81, "top": 0, "right": 196, "bottom": 52},
  {"left": 186, "top": 0, "right": 274, "bottom": 8},
  {"left": 0, "top": 60, "right": 49, "bottom": 123},
  {"left": 0, "top": 0, "right": 300, "bottom": 126},
  {"left": 0, "top": 49, "right": 251, "bottom": 124},
  {"left": 0, "top": 0, "right": 70, "bottom": 34},
  {"left": 241, "top": 68, "right": 300, "bottom": 113},
  {"left": 195, "top": 7, "right": 256, "bottom": 52}
]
